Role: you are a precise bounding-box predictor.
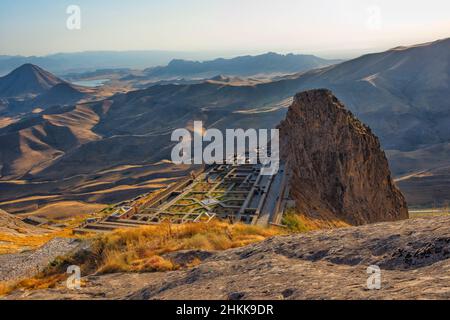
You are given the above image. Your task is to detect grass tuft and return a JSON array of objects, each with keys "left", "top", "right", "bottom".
[
  {"left": 1, "top": 220, "right": 285, "bottom": 296},
  {"left": 282, "top": 209, "right": 349, "bottom": 232}
]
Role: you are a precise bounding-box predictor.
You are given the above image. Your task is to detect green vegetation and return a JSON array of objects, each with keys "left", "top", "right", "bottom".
[
  {"left": 282, "top": 212, "right": 311, "bottom": 232},
  {"left": 282, "top": 209, "right": 349, "bottom": 232}
]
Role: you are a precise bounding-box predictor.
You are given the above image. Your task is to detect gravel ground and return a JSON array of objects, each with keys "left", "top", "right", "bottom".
[{"left": 0, "top": 238, "right": 83, "bottom": 282}]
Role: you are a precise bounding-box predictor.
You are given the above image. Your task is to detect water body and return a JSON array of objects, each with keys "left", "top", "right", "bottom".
[{"left": 72, "top": 79, "right": 110, "bottom": 87}]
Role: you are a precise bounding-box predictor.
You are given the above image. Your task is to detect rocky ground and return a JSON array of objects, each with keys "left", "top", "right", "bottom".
[
  {"left": 0, "top": 238, "right": 84, "bottom": 282},
  {"left": 0, "top": 209, "right": 45, "bottom": 235},
  {"left": 3, "top": 216, "right": 450, "bottom": 300}
]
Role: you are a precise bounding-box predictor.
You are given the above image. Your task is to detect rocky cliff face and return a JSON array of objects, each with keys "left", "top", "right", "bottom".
[{"left": 279, "top": 89, "right": 408, "bottom": 225}]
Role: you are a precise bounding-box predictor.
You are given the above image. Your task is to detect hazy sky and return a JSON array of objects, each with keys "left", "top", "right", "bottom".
[{"left": 0, "top": 0, "right": 449, "bottom": 58}]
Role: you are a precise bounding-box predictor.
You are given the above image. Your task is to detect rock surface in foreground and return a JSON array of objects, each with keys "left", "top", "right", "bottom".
[
  {"left": 5, "top": 216, "right": 450, "bottom": 300},
  {"left": 279, "top": 89, "right": 409, "bottom": 225},
  {"left": 0, "top": 238, "right": 84, "bottom": 282}
]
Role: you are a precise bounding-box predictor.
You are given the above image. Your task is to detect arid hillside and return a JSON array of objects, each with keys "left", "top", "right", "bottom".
[
  {"left": 4, "top": 216, "right": 450, "bottom": 300},
  {"left": 0, "top": 209, "right": 44, "bottom": 236},
  {"left": 144, "top": 52, "right": 340, "bottom": 79},
  {"left": 0, "top": 64, "right": 63, "bottom": 98},
  {"left": 0, "top": 39, "right": 449, "bottom": 217}
]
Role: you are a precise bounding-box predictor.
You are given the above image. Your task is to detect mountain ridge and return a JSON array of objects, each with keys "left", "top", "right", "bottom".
[
  {"left": 0, "top": 38, "right": 449, "bottom": 215},
  {"left": 28, "top": 83, "right": 89, "bottom": 109},
  {"left": 145, "top": 52, "right": 341, "bottom": 79},
  {"left": 0, "top": 64, "right": 64, "bottom": 98}
]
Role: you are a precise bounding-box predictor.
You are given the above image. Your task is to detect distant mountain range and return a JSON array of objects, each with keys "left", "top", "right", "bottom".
[
  {"left": 277, "top": 38, "right": 450, "bottom": 152},
  {"left": 144, "top": 52, "right": 341, "bottom": 79},
  {"left": 0, "top": 51, "right": 208, "bottom": 75},
  {"left": 0, "top": 51, "right": 339, "bottom": 76},
  {"left": 0, "top": 38, "right": 449, "bottom": 213}
]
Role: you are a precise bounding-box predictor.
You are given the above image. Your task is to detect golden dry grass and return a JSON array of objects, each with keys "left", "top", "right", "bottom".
[
  {"left": 25, "top": 201, "right": 106, "bottom": 220},
  {"left": 283, "top": 209, "right": 349, "bottom": 232},
  {"left": 409, "top": 209, "right": 450, "bottom": 219},
  {"left": 94, "top": 221, "right": 284, "bottom": 274},
  {"left": 0, "top": 221, "right": 285, "bottom": 296},
  {"left": 0, "top": 229, "right": 75, "bottom": 255},
  {"left": 0, "top": 274, "right": 67, "bottom": 296}
]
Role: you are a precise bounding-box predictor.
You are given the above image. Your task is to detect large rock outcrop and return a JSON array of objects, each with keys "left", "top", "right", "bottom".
[{"left": 278, "top": 89, "right": 408, "bottom": 225}]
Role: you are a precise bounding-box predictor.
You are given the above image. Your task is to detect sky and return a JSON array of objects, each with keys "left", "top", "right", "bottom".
[{"left": 0, "top": 0, "right": 449, "bottom": 58}]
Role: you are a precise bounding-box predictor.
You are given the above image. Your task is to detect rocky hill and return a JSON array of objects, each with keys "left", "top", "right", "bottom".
[
  {"left": 279, "top": 89, "right": 408, "bottom": 225},
  {"left": 28, "top": 83, "right": 89, "bottom": 108},
  {"left": 0, "top": 64, "right": 63, "bottom": 98},
  {"left": 5, "top": 216, "right": 450, "bottom": 300},
  {"left": 283, "top": 38, "right": 450, "bottom": 152},
  {"left": 0, "top": 39, "right": 449, "bottom": 216},
  {"left": 0, "top": 209, "right": 44, "bottom": 235}
]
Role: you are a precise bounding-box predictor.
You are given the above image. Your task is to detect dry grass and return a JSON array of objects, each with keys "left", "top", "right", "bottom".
[
  {"left": 25, "top": 201, "right": 106, "bottom": 220},
  {"left": 0, "top": 221, "right": 285, "bottom": 296},
  {"left": 0, "top": 229, "right": 75, "bottom": 255},
  {"left": 409, "top": 209, "right": 450, "bottom": 219},
  {"left": 283, "top": 209, "right": 349, "bottom": 232},
  {"left": 0, "top": 274, "right": 67, "bottom": 296},
  {"left": 93, "top": 221, "right": 284, "bottom": 274}
]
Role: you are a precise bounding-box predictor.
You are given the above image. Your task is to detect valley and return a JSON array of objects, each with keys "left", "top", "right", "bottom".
[
  {"left": 0, "top": 48, "right": 449, "bottom": 299},
  {"left": 1, "top": 0, "right": 450, "bottom": 304},
  {"left": 1, "top": 39, "right": 449, "bottom": 218}
]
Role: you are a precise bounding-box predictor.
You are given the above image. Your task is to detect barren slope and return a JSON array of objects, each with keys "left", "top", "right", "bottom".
[
  {"left": 0, "top": 64, "right": 63, "bottom": 98},
  {"left": 5, "top": 216, "right": 450, "bottom": 300},
  {"left": 0, "top": 209, "right": 44, "bottom": 235},
  {"left": 0, "top": 39, "right": 449, "bottom": 214}
]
